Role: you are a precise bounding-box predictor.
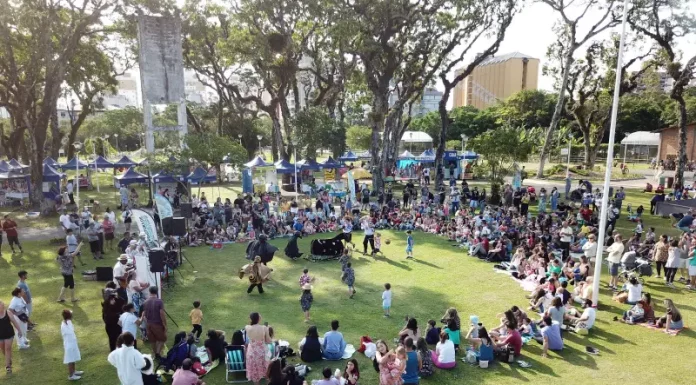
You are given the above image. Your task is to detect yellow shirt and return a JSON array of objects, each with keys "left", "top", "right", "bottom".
[{"left": 190, "top": 308, "right": 203, "bottom": 325}]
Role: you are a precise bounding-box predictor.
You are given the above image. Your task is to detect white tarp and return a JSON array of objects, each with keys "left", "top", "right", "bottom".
[
  {"left": 621, "top": 131, "right": 660, "bottom": 146},
  {"left": 401, "top": 131, "right": 433, "bottom": 143}
]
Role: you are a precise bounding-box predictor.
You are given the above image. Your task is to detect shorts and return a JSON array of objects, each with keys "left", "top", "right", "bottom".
[
  {"left": 105, "top": 233, "right": 115, "bottom": 241},
  {"left": 146, "top": 323, "right": 167, "bottom": 342},
  {"left": 7, "top": 236, "right": 19, "bottom": 247},
  {"left": 406, "top": 246, "right": 413, "bottom": 253},
  {"left": 688, "top": 265, "right": 696, "bottom": 276},
  {"left": 383, "top": 305, "right": 391, "bottom": 311},
  {"left": 63, "top": 274, "right": 75, "bottom": 289},
  {"left": 609, "top": 262, "right": 620, "bottom": 277}
]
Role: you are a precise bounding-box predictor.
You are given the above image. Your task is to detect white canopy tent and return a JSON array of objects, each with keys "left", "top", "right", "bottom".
[
  {"left": 620, "top": 131, "right": 660, "bottom": 163},
  {"left": 401, "top": 131, "right": 433, "bottom": 143}
]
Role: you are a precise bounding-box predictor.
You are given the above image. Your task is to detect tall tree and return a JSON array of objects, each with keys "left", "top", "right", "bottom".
[
  {"left": 629, "top": 0, "right": 696, "bottom": 188},
  {"left": 433, "top": 0, "right": 517, "bottom": 187},
  {"left": 535, "top": 0, "right": 621, "bottom": 177},
  {"left": 0, "top": 0, "right": 119, "bottom": 205}
]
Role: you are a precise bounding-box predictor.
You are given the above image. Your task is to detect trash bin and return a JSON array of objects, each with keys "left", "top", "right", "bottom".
[
  {"left": 666, "top": 176, "right": 674, "bottom": 189},
  {"left": 659, "top": 176, "right": 666, "bottom": 186}
]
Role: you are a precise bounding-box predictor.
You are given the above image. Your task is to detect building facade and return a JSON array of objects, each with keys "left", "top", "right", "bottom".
[
  {"left": 452, "top": 52, "right": 539, "bottom": 110},
  {"left": 658, "top": 123, "right": 696, "bottom": 161}
]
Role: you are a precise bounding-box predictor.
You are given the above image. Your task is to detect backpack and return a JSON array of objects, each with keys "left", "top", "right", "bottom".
[{"left": 357, "top": 335, "right": 372, "bottom": 353}]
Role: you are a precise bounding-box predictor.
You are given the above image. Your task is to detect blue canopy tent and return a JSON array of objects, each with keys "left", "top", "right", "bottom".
[
  {"left": 152, "top": 170, "right": 183, "bottom": 184},
  {"left": 338, "top": 151, "right": 358, "bottom": 162},
  {"left": 43, "top": 157, "right": 60, "bottom": 168},
  {"left": 415, "top": 149, "right": 436, "bottom": 163},
  {"left": 296, "top": 158, "right": 322, "bottom": 171},
  {"left": 113, "top": 156, "right": 139, "bottom": 169},
  {"left": 60, "top": 157, "right": 89, "bottom": 170},
  {"left": 186, "top": 167, "right": 217, "bottom": 185},
  {"left": 115, "top": 167, "right": 149, "bottom": 186},
  {"left": 42, "top": 164, "right": 66, "bottom": 199},
  {"left": 0, "top": 161, "right": 11, "bottom": 172},
  {"left": 398, "top": 150, "right": 416, "bottom": 159},
  {"left": 88, "top": 155, "right": 115, "bottom": 169},
  {"left": 0, "top": 171, "right": 31, "bottom": 202},
  {"left": 8, "top": 159, "right": 29, "bottom": 172},
  {"left": 321, "top": 156, "right": 342, "bottom": 169},
  {"left": 274, "top": 159, "right": 297, "bottom": 174},
  {"left": 244, "top": 156, "right": 270, "bottom": 168}
]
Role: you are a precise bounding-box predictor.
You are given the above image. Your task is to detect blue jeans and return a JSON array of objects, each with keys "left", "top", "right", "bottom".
[{"left": 322, "top": 350, "right": 343, "bottom": 360}]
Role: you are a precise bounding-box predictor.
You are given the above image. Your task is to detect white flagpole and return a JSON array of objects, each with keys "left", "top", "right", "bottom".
[{"left": 591, "top": 0, "right": 630, "bottom": 306}]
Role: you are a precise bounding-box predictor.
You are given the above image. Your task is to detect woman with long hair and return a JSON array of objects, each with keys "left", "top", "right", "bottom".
[
  {"left": 415, "top": 337, "right": 433, "bottom": 378},
  {"left": 299, "top": 325, "right": 323, "bottom": 362},
  {"left": 0, "top": 300, "right": 25, "bottom": 374},
  {"left": 398, "top": 317, "right": 421, "bottom": 342},
  {"left": 440, "top": 308, "right": 461, "bottom": 331},
  {"left": 245, "top": 312, "right": 271, "bottom": 385},
  {"left": 658, "top": 299, "right": 684, "bottom": 331},
  {"left": 266, "top": 358, "right": 284, "bottom": 385},
  {"left": 343, "top": 358, "right": 360, "bottom": 385}
]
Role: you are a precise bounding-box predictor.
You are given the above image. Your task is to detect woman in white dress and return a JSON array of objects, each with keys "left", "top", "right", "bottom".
[{"left": 61, "top": 310, "right": 83, "bottom": 381}]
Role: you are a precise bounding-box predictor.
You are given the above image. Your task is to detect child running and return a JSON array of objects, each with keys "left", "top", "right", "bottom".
[
  {"left": 189, "top": 301, "right": 203, "bottom": 343},
  {"left": 300, "top": 284, "right": 313, "bottom": 323},
  {"left": 374, "top": 232, "right": 383, "bottom": 256},
  {"left": 406, "top": 230, "right": 414, "bottom": 259},
  {"left": 382, "top": 283, "right": 392, "bottom": 317},
  {"left": 344, "top": 262, "right": 356, "bottom": 299}
]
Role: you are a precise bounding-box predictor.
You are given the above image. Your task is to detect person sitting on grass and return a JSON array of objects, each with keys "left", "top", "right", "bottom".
[
  {"left": 656, "top": 299, "right": 683, "bottom": 332},
  {"left": 415, "top": 337, "right": 434, "bottom": 378},
  {"left": 566, "top": 298, "right": 597, "bottom": 334},
  {"left": 299, "top": 326, "right": 323, "bottom": 362},
  {"left": 432, "top": 331, "right": 456, "bottom": 369},
  {"left": 540, "top": 316, "right": 563, "bottom": 358},
  {"left": 322, "top": 320, "right": 347, "bottom": 360},
  {"left": 425, "top": 320, "right": 441, "bottom": 345}
]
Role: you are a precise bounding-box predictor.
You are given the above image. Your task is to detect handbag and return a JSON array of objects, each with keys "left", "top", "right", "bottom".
[{"left": 17, "top": 313, "right": 29, "bottom": 323}]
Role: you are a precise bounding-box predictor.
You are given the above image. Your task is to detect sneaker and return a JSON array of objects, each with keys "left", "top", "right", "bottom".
[
  {"left": 18, "top": 345, "right": 30, "bottom": 350},
  {"left": 74, "top": 371, "right": 84, "bottom": 376},
  {"left": 68, "top": 374, "right": 82, "bottom": 381},
  {"left": 678, "top": 277, "right": 686, "bottom": 282},
  {"left": 57, "top": 299, "right": 65, "bottom": 303}
]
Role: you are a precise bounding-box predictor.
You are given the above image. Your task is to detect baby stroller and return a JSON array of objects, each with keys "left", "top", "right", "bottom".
[{"left": 619, "top": 251, "right": 653, "bottom": 284}]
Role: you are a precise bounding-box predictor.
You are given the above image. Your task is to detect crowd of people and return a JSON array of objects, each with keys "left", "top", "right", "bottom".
[{"left": 1, "top": 173, "right": 692, "bottom": 384}]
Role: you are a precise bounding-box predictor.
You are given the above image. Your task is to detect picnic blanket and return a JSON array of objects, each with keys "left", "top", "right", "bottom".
[{"left": 639, "top": 323, "right": 687, "bottom": 336}]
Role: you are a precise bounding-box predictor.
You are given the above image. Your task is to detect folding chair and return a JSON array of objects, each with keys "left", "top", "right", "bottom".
[{"left": 225, "top": 345, "right": 247, "bottom": 383}]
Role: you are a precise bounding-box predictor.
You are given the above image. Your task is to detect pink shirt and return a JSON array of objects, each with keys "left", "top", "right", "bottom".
[{"left": 172, "top": 369, "right": 200, "bottom": 385}]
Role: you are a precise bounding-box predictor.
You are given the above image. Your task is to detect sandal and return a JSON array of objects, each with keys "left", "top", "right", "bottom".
[{"left": 6, "top": 366, "right": 11, "bottom": 374}]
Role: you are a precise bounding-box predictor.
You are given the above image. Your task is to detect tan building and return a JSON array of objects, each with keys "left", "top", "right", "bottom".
[
  {"left": 657, "top": 123, "right": 696, "bottom": 161},
  {"left": 453, "top": 52, "right": 539, "bottom": 110}
]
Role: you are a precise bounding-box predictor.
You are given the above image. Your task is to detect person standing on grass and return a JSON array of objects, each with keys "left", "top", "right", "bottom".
[
  {"left": 118, "top": 303, "right": 142, "bottom": 349},
  {"left": 57, "top": 244, "right": 83, "bottom": 303},
  {"left": 605, "top": 234, "right": 624, "bottom": 290},
  {"left": 405, "top": 230, "right": 414, "bottom": 259},
  {"left": 0, "top": 300, "right": 25, "bottom": 374},
  {"left": 382, "top": 283, "right": 392, "bottom": 317},
  {"left": 108, "top": 332, "right": 147, "bottom": 385},
  {"left": 66, "top": 228, "right": 86, "bottom": 266},
  {"left": 344, "top": 262, "right": 356, "bottom": 299},
  {"left": 102, "top": 215, "right": 115, "bottom": 251},
  {"left": 61, "top": 309, "right": 84, "bottom": 381},
  {"left": 665, "top": 240, "right": 681, "bottom": 288},
  {"left": 2, "top": 215, "right": 22, "bottom": 254},
  {"left": 300, "top": 284, "right": 313, "bottom": 323},
  {"left": 8, "top": 288, "right": 30, "bottom": 350},
  {"left": 67, "top": 180, "right": 75, "bottom": 205},
  {"left": 363, "top": 219, "right": 376, "bottom": 255},
  {"left": 143, "top": 286, "right": 167, "bottom": 358},
  {"left": 190, "top": 301, "right": 203, "bottom": 343},
  {"left": 559, "top": 221, "right": 573, "bottom": 261},
  {"left": 16, "top": 271, "right": 35, "bottom": 330}
]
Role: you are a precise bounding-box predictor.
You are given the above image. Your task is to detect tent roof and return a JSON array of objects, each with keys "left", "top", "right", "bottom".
[
  {"left": 244, "top": 155, "right": 270, "bottom": 168},
  {"left": 89, "top": 155, "right": 115, "bottom": 168},
  {"left": 9, "top": 159, "right": 28, "bottom": 168},
  {"left": 338, "top": 151, "right": 358, "bottom": 161},
  {"left": 186, "top": 166, "right": 216, "bottom": 182},
  {"left": 113, "top": 156, "right": 139, "bottom": 168},
  {"left": 401, "top": 131, "right": 433, "bottom": 143},
  {"left": 274, "top": 159, "right": 297, "bottom": 174},
  {"left": 296, "top": 158, "right": 322, "bottom": 170},
  {"left": 621, "top": 131, "right": 660, "bottom": 146},
  {"left": 152, "top": 170, "right": 183, "bottom": 183},
  {"left": 0, "top": 161, "right": 9, "bottom": 172},
  {"left": 43, "top": 157, "right": 60, "bottom": 167},
  {"left": 399, "top": 150, "right": 416, "bottom": 159},
  {"left": 61, "top": 157, "right": 89, "bottom": 170},
  {"left": 357, "top": 151, "right": 372, "bottom": 159},
  {"left": 321, "top": 156, "right": 341, "bottom": 168},
  {"left": 461, "top": 151, "right": 479, "bottom": 160},
  {"left": 43, "top": 164, "right": 66, "bottom": 181},
  {"left": 116, "top": 166, "right": 148, "bottom": 181}
]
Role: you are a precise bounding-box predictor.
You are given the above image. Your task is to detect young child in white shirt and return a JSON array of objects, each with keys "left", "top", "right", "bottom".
[{"left": 382, "top": 283, "right": 392, "bottom": 317}]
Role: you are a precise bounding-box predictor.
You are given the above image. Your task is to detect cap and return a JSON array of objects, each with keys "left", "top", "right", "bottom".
[{"left": 118, "top": 254, "right": 128, "bottom": 261}]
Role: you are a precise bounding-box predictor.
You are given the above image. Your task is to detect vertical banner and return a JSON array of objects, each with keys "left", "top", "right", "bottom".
[
  {"left": 347, "top": 170, "right": 356, "bottom": 202},
  {"left": 131, "top": 209, "right": 159, "bottom": 249},
  {"left": 154, "top": 193, "right": 173, "bottom": 218},
  {"left": 324, "top": 169, "right": 336, "bottom": 181}
]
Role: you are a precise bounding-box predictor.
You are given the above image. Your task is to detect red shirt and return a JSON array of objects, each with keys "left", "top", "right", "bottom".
[
  {"left": 3, "top": 220, "right": 18, "bottom": 237},
  {"left": 580, "top": 208, "right": 592, "bottom": 221},
  {"left": 502, "top": 329, "right": 523, "bottom": 356}
]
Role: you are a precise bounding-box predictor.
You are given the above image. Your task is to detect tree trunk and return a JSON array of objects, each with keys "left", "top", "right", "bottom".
[
  {"left": 674, "top": 97, "right": 688, "bottom": 189},
  {"left": 370, "top": 94, "right": 389, "bottom": 192},
  {"left": 537, "top": 51, "right": 574, "bottom": 178},
  {"left": 435, "top": 87, "right": 452, "bottom": 189},
  {"left": 50, "top": 105, "right": 63, "bottom": 159},
  {"left": 582, "top": 129, "right": 592, "bottom": 169},
  {"left": 270, "top": 113, "right": 281, "bottom": 162}
]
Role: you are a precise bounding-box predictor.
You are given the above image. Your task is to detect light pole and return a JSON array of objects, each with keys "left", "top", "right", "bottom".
[
  {"left": 257, "top": 135, "right": 263, "bottom": 157},
  {"left": 238, "top": 134, "right": 243, "bottom": 145},
  {"left": 92, "top": 139, "right": 100, "bottom": 193},
  {"left": 140, "top": 132, "right": 145, "bottom": 149},
  {"left": 460, "top": 134, "right": 468, "bottom": 152},
  {"left": 73, "top": 141, "right": 82, "bottom": 209},
  {"left": 114, "top": 133, "right": 119, "bottom": 156},
  {"left": 290, "top": 138, "right": 299, "bottom": 194},
  {"left": 566, "top": 134, "right": 572, "bottom": 178}
]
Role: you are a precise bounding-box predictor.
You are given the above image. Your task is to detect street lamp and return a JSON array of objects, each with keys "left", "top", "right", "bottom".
[
  {"left": 114, "top": 133, "right": 119, "bottom": 156},
  {"left": 566, "top": 133, "right": 572, "bottom": 178},
  {"left": 257, "top": 135, "right": 263, "bottom": 157},
  {"left": 73, "top": 141, "right": 82, "bottom": 210},
  {"left": 238, "top": 134, "right": 243, "bottom": 145},
  {"left": 409, "top": 132, "right": 413, "bottom": 153},
  {"left": 460, "top": 134, "right": 468, "bottom": 152},
  {"left": 290, "top": 137, "right": 299, "bottom": 194}
]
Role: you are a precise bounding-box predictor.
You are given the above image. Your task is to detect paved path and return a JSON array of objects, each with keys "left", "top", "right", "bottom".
[{"left": 20, "top": 223, "right": 130, "bottom": 243}]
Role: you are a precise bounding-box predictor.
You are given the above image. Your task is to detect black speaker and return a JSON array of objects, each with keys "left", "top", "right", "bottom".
[
  {"left": 96, "top": 267, "right": 113, "bottom": 282},
  {"left": 162, "top": 217, "right": 173, "bottom": 236},
  {"left": 149, "top": 249, "right": 166, "bottom": 273},
  {"left": 171, "top": 217, "right": 186, "bottom": 236},
  {"left": 180, "top": 203, "right": 193, "bottom": 219}
]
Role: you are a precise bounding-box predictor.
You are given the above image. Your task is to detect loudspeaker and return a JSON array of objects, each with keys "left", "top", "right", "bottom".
[
  {"left": 162, "top": 217, "right": 173, "bottom": 236},
  {"left": 180, "top": 203, "right": 193, "bottom": 219},
  {"left": 96, "top": 267, "right": 113, "bottom": 282},
  {"left": 149, "top": 249, "right": 166, "bottom": 273},
  {"left": 171, "top": 217, "right": 186, "bottom": 236}
]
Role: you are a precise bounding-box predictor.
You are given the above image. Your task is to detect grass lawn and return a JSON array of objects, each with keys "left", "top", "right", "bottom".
[{"left": 0, "top": 187, "right": 694, "bottom": 384}]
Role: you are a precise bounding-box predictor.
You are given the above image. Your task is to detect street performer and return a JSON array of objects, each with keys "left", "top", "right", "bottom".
[{"left": 239, "top": 256, "right": 272, "bottom": 294}]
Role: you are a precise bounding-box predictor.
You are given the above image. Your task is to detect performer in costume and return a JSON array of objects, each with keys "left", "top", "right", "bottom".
[
  {"left": 284, "top": 231, "right": 303, "bottom": 260},
  {"left": 245, "top": 234, "right": 278, "bottom": 264},
  {"left": 239, "top": 256, "right": 272, "bottom": 294},
  {"left": 361, "top": 216, "right": 376, "bottom": 255}
]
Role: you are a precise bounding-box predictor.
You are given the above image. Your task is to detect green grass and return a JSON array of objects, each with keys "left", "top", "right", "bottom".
[{"left": 1, "top": 188, "right": 694, "bottom": 384}]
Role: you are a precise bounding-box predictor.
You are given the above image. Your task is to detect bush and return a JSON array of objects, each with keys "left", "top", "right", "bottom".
[{"left": 546, "top": 164, "right": 590, "bottom": 177}]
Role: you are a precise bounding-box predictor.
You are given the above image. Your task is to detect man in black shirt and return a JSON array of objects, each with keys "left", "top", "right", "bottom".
[{"left": 117, "top": 232, "right": 131, "bottom": 253}]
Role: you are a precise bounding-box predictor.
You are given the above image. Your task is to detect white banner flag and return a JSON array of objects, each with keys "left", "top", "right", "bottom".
[
  {"left": 131, "top": 209, "right": 159, "bottom": 249},
  {"left": 347, "top": 170, "right": 356, "bottom": 202},
  {"left": 154, "top": 193, "right": 173, "bottom": 218}
]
